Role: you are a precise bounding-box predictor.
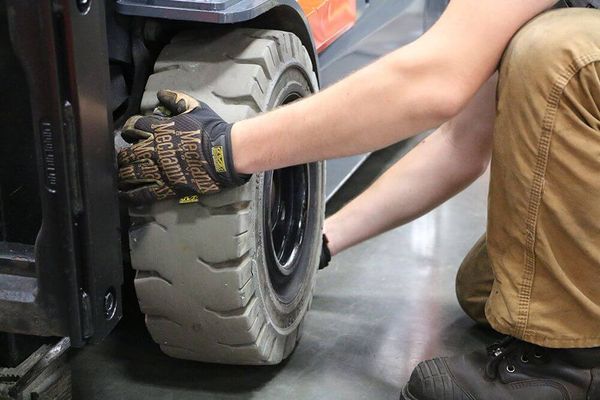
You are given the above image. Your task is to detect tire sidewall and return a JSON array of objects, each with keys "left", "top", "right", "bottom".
[
  {"left": 132, "top": 29, "right": 324, "bottom": 363},
  {"left": 252, "top": 62, "right": 323, "bottom": 335}
]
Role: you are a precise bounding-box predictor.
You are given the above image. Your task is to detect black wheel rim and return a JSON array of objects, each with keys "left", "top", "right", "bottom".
[
  {"left": 267, "top": 166, "right": 308, "bottom": 272},
  {"left": 263, "top": 91, "right": 315, "bottom": 304}
]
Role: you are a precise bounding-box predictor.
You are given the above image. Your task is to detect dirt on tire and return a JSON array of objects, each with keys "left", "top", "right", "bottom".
[{"left": 128, "top": 28, "right": 324, "bottom": 365}]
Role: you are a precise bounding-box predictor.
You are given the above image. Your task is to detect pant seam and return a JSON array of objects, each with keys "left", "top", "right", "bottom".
[
  {"left": 488, "top": 311, "right": 600, "bottom": 348},
  {"left": 516, "top": 52, "right": 600, "bottom": 339}
]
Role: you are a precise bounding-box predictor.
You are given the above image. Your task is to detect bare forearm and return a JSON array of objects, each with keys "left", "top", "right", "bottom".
[
  {"left": 324, "top": 127, "right": 488, "bottom": 255},
  {"left": 324, "top": 75, "right": 497, "bottom": 255},
  {"left": 231, "top": 0, "right": 555, "bottom": 174},
  {"left": 232, "top": 49, "right": 457, "bottom": 173}
]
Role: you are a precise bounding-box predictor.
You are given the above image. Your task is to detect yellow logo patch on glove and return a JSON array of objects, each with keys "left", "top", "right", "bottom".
[
  {"left": 179, "top": 195, "right": 199, "bottom": 204},
  {"left": 212, "top": 146, "right": 227, "bottom": 173}
]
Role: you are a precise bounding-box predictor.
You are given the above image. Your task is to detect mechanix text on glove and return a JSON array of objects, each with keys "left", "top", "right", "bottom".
[{"left": 117, "top": 90, "right": 249, "bottom": 204}]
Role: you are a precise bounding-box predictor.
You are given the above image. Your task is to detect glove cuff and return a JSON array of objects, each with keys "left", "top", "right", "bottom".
[
  {"left": 202, "top": 122, "right": 251, "bottom": 187},
  {"left": 319, "top": 234, "right": 332, "bottom": 270}
]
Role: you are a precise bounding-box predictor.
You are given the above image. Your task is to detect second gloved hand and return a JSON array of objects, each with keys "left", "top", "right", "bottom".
[
  {"left": 319, "top": 234, "right": 332, "bottom": 270},
  {"left": 118, "top": 90, "right": 250, "bottom": 204}
]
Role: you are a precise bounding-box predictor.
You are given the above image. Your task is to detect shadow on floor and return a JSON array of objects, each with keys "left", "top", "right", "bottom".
[{"left": 71, "top": 138, "right": 500, "bottom": 400}]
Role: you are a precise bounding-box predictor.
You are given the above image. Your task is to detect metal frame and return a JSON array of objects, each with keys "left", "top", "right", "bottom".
[
  {"left": 117, "top": 0, "right": 306, "bottom": 24},
  {"left": 0, "top": 0, "right": 123, "bottom": 346},
  {"left": 1, "top": 0, "right": 317, "bottom": 351},
  {"left": 116, "top": 0, "right": 320, "bottom": 79}
]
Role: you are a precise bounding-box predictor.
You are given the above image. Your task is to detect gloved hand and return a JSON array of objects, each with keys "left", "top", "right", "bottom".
[
  {"left": 319, "top": 234, "right": 332, "bottom": 270},
  {"left": 117, "top": 90, "right": 249, "bottom": 204}
]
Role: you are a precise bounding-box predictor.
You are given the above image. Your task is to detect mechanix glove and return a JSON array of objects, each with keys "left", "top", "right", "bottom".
[
  {"left": 117, "top": 90, "right": 250, "bottom": 204},
  {"left": 319, "top": 234, "right": 332, "bottom": 270}
]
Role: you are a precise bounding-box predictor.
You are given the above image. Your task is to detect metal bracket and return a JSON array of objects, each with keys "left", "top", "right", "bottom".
[
  {"left": 0, "top": 338, "right": 71, "bottom": 400},
  {"left": 117, "top": 0, "right": 303, "bottom": 24}
]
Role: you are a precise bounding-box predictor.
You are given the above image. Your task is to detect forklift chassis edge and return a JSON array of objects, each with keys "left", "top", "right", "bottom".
[
  {"left": 1, "top": 0, "right": 124, "bottom": 347},
  {"left": 0, "top": 0, "right": 318, "bottom": 350},
  {"left": 116, "top": 0, "right": 320, "bottom": 78}
]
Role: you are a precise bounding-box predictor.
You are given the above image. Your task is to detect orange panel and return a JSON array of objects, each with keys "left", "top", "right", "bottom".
[{"left": 298, "top": 0, "right": 357, "bottom": 52}]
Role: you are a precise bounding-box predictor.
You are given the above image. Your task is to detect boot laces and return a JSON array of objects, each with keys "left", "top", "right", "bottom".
[{"left": 485, "top": 337, "right": 546, "bottom": 380}]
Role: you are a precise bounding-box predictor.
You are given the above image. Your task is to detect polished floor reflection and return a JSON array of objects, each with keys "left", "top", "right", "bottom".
[
  {"left": 71, "top": 1, "right": 501, "bottom": 398},
  {"left": 71, "top": 155, "right": 498, "bottom": 400}
]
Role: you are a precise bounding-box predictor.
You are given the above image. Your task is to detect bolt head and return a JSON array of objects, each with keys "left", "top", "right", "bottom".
[{"left": 104, "top": 290, "right": 117, "bottom": 320}]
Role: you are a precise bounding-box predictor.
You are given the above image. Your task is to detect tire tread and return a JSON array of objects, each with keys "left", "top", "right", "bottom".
[{"left": 131, "top": 28, "right": 318, "bottom": 365}]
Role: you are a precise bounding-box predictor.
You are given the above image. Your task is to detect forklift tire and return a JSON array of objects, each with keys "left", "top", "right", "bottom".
[{"left": 128, "top": 28, "right": 323, "bottom": 365}]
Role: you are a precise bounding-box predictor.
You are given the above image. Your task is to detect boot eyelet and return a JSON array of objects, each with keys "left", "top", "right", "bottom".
[
  {"left": 506, "top": 365, "right": 516, "bottom": 373},
  {"left": 534, "top": 352, "right": 543, "bottom": 359},
  {"left": 520, "top": 355, "right": 529, "bottom": 363}
]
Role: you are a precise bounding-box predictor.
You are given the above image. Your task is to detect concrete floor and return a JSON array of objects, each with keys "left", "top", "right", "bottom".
[
  {"left": 70, "top": 2, "right": 502, "bottom": 398},
  {"left": 70, "top": 149, "right": 500, "bottom": 399}
]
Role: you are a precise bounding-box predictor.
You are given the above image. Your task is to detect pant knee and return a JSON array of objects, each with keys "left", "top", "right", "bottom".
[{"left": 455, "top": 235, "right": 494, "bottom": 326}]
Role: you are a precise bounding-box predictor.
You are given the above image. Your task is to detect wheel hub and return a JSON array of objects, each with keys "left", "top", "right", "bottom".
[
  {"left": 263, "top": 164, "right": 311, "bottom": 303},
  {"left": 267, "top": 166, "right": 308, "bottom": 274}
]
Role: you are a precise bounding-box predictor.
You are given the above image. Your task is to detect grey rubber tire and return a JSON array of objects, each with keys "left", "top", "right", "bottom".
[{"left": 128, "top": 28, "right": 324, "bottom": 365}]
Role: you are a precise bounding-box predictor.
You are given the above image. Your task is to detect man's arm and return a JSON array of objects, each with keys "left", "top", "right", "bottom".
[
  {"left": 323, "top": 75, "right": 497, "bottom": 256},
  {"left": 232, "top": 0, "right": 557, "bottom": 174}
]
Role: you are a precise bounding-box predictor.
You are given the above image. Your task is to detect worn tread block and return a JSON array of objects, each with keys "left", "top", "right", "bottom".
[{"left": 130, "top": 28, "right": 320, "bottom": 365}]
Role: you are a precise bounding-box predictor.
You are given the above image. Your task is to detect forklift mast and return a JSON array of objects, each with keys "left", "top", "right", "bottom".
[
  {"left": 0, "top": 0, "right": 123, "bottom": 348},
  {"left": 0, "top": 0, "right": 355, "bottom": 359}
]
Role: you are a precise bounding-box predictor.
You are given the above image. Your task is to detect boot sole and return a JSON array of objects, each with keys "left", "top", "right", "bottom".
[{"left": 400, "top": 385, "right": 418, "bottom": 400}]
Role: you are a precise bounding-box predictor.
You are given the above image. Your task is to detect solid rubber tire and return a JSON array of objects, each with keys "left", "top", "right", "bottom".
[{"left": 129, "top": 28, "right": 324, "bottom": 365}]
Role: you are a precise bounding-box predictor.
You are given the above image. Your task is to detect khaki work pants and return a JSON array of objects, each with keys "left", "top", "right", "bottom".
[{"left": 456, "top": 8, "right": 600, "bottom": 349}]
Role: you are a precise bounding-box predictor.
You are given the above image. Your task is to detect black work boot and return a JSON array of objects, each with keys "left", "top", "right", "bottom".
[{"left": 400, "top": 337, "right": 600, "bottom": 400}]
